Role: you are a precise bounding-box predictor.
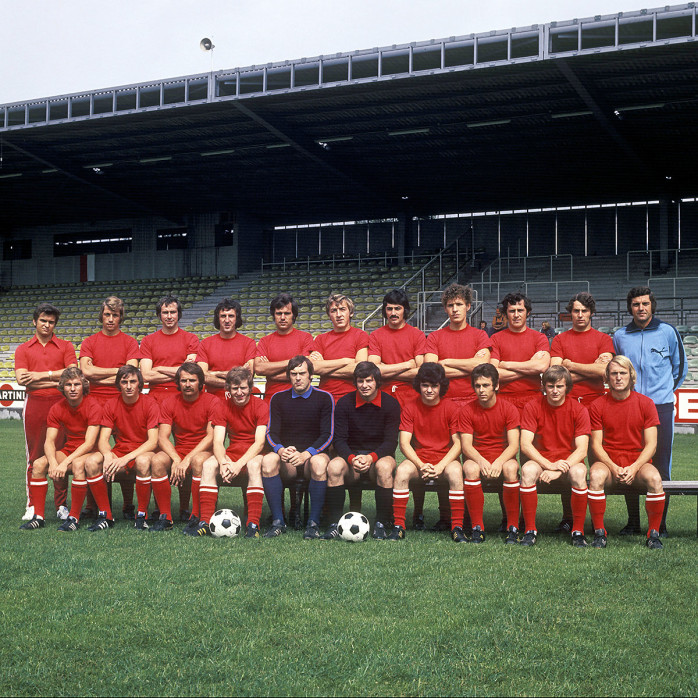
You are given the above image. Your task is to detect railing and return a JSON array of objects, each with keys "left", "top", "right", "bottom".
[
  {"left": 471, "top": 279, "right": 589, "bottom": 307},
  {"left": 480, "top": 253, "right": 573, "bottom": 287},
  {"left": 648, "top": 277, "right": 698, "bottom": 311},
  {"left": 627, "top": 247, "right": 698, "bottom": 280},
  {"left": 261, "top": 250, "right": 436, "bottom": 273},
  {"left": 360, "top": 234, "right": 471, "bottom": 331}
]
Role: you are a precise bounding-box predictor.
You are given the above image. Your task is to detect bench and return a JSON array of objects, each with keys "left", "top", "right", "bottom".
[{"left": 294, "top": 478, "right": 698, "bottom": 536}]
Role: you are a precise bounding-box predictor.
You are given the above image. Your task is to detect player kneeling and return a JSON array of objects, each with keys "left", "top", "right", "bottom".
[
  {"left": 459, "top": 364, "right": 521, "bottom": 544},
  {"left": 84, "top": 365, "right": 159, "bottom": 530},
  {"left": 519, "top": 366, "right": 591, "bottom": 547},
  {"left": 194, "top": 367, "right": 268, "bottom": 537},
  {"left": 324, "top": 361, "right": 400, "bottom": 539},
  {"left": 149, "top": 363, "right": 218, "bottom": 532},
  {"left": 20, "top": 367, "right": 102, "bottom": 532},
  {"left": 588, "top": 356, "right": 665, "bottom": 549},
  {"left": 390, "top": 362, "right": 463, "bottom": 541}
]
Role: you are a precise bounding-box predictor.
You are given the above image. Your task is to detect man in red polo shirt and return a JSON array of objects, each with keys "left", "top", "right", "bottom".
[
  {"left": 519, "top": 366, "right": 591, "bottom": 547},
  {"left": 194, "top": 366, "right": 268, "bottom": 537},
  {"left": 140, "top": 294, "right": 199, "bottom": 518},
  {"left": 489, "top": 292, "right": 550, "bottom": 529},
  {"left": 369, "top": 289, "right": 427, "bottom": 528},
  {"left": 549, "top": 292, "right": 613, "bottom": 532},
  {"left": 85, "top": 365, "right": 160, "bottom": 531},
  {"left": 15, "top": 302, "right": 77, "bottom": 521},
  {"left": 425, "top": 283, "right": 490, "bottom": 403},
  {"left": 79, "top": 296, "right": 139, "bottom": 519},
  {"left": 20, "top": 367, "right": 102, "bottom": 531},
  {"left": 460, "top": 363, "right": 521, "bottom": 544},
  {"left": 255, "top": 293, "right": 313, "bottom": 401},
  {"left": 588, "top": 355, "right": 665, "bottom": 550},
  {"left": 489, "top": 292, "right": 551, "bottom": 410},
  {"left": 425, "top": 283, "right": 491, "bottom": 531},
  {"left": 149, "top": 363, "right": 219, "bottom": 532},
  {"left": 389, "top": 362, "right": 463, "bottom": 542},
  {"left": 197, "top": 297, "right": 256, "bottom": 399},
  {"left": 310, "top": 293, "right": 369, "bottom": 402}
]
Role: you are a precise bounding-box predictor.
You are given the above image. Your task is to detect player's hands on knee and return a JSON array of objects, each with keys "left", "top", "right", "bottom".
[
  {"left": 540, "top": 469, "right": 562, "bottom": 484},
  {"left": 170, "top": 458, "right": 188, "bottom": 485}
]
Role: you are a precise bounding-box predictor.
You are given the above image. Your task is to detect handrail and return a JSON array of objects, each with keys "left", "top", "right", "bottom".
[
  {"left": 361, "top": 232, "right": 472, "bottom": 331},
  {"left": 414, "top": 290, "right": 483, "bottom": 332},
  {"left": 471, "top": 279, "right": 589, "bottom": 308},
  {"left": 626, "top": 247, "right": 698, "bottom": 280},
  {"left": 261, "top": 250, "right": 437, "bottom": 273},
  {"left": 480, "top": 253, "right": 573, "bottom": 286}
]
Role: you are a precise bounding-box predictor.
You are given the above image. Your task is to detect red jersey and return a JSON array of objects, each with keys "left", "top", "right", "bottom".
[
  {"left": 256, "top": 328, "right": 314, "bottom": 399},
  {"left": 589, "top": 391, "right": 659, "bottom": 459},
  {"left": 101, "top": 394, "right": 160, "bottom": 456},
  {"left": 425, "top": 325, "right": 490, "bottom": 399},
  {"left": 520, "top": 394, "right": 590, "bottom": 461},
  {"left": 14, "top": 335, "right": 76, "bottom": 397},
  {"left": 312, "top": 326, "right": 369, "bottom": 400},
  {"left": 139, "top": 328, "right": 199, "bottom": 395},
  {"left": 196, "top": 332, "right": 256, "bottom": 398},
  {"left": 368, "top": 324, "right": 426, "bottom": 404},
  {"left": 489, "top": 327, "right": 550, "bottom": 401},
  {"left": 213, "top": 395, "right": 269, "bottom": 460},
  {"left": 400, "top": 396, "right": 459, "bottom": 463},
  {"left": 459, "top": 397, "right": 520, "bottom": 461},
  {"left": 159, "top": 391, "right": 222, "bottom": 456},
  {"left": 79, "top": 331, "right": 139, "bottom": 401},
  {"left": 47, "top": 395, "right": 103, "bottom": 453},
  {"left": 550, "top": 328, "right": 614, "bottom": 403}
]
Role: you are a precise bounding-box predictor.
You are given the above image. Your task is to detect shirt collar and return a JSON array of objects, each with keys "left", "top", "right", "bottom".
[
  {"left": 626, "top": 316, "right": 660, "bottom": 333},
  {"left": 355, "top": 390, "right": 382, "bottom": 408},
  {"left": 28, "top": 334, "right": 60, "bottom": 347},
  {"left": 291, "top": 385, "right": 314, "bottom": 399}
]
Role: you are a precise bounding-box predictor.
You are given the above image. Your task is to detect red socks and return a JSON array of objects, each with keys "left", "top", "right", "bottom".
[
  {"left": 68, "top": 480, "right": 87, "bottom": 520},
  {"left": 246, "top": 486, "right": 264, "bottom": 527},
  {"left": 30, "top": 478, "right": 49, "bottom": 519},
  {"left": 392, "top": 489, "right": 410, "bottom": 529},
  {"left": 151, "top": 475, "right": 172, "bottom": 521},
  {"left": 502, "top": 480, "right": 520, "bottom": 530},
  {"left": 448, "top": 490, "right": 465, "bottom": 530},
  {"left": 464, "top": 479, "right": 485, "bottom": 530},
  {"left": 135, "top": 476, "right": 152, "bottom": 517},
  {"left": 191, "top": 477, "right": 201, "bottom": 518},
  {"left": 520, "top": 485, "right": 538, "bottom": 533},
  {"left": 571, "top": 487, "right": 588, "bottom": 534},
  {"left": 645, "top": 492, "right": 665, "bottom": 535},
  {"left": 588, "top": 489, "right": 606, "bottom": 533},
  {"left": 87, "top": 475, "right": 113, "bottom": 519},
  {"left": 199, "top": 485, "right": 218, "bottom": 524}
]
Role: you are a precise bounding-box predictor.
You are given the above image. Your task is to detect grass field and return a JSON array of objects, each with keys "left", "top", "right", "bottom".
[{"left": 1, "top": 419, "right": 696, "bottom": 697}]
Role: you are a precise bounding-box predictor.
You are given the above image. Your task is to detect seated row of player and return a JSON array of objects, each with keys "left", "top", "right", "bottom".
[
  {"left": 16, "top": 282, "right": 681, "bottom": 540},
  {"left": 21, "top": 351, "right": 666, "bottom": 549}
]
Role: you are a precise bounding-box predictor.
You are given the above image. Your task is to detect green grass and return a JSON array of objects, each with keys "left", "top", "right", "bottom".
[{"left": 1, "top": 419, "right": 696, "bottom": 697}]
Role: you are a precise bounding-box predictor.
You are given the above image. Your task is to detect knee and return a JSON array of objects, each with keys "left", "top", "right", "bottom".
[
  {"left": 520, "top": 462, "right": 538, "bottom": 487},
  {"left": 134, "top": 455, "right": 151, "bottom": 476},
  {"left": 310, "top": 457, "right": 328, "bottom": 480},
  {"left": 261, "top": 454, "right": 280, "bottom": 478},
  {"left": 32, "top": 457, "right": 48, "bottom": 476},
  {"left": 85, "top": 455, "right": 101, "bottom": 477},
  {"left": 327, "top": 458, "right": 345, "bottom": 483},
  {"left": 463, "top": 461, "right": 479, "bottom": 480},
  {"left": 588, "top": 464, "right": 605, "bottom": 489},
  {"left": 569, "top": 464, "right": 588, "bottom": 487},
  {"left": 502, "top": 461, "right": 520, "bottom": 481}
]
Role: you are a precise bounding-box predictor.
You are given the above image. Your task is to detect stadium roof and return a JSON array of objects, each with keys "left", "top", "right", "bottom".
[{"left": 1, "top": 3, "right": 697, "bottom": 233}]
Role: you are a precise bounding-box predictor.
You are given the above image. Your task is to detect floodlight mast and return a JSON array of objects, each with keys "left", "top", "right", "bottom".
[{"left": 200, "top": 38, "right": 215, "bottom": 99}]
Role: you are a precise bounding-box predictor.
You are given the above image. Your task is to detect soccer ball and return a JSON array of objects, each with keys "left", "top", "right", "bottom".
[
  {"left": 337, "top": 512, "right": 370, "bottom": 542},
  {"left": 208, "top": 508, "right": 242, "bottom": 538}
]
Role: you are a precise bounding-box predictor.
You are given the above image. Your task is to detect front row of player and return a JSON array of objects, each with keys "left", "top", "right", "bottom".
[{"left": 20, "top": 354, "right": 666, "bottom": 549}]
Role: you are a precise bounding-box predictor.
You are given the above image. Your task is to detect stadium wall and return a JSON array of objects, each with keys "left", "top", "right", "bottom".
[{"left": 3, "top": 200, "right": 697, "bottom": 285}]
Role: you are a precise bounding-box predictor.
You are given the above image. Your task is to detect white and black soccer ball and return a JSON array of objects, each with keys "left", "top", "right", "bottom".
[
  {"left": 337, "top": 511, "right": 370, "bottom": 542},
  {"left": 209, "top": 508, "right": 242, "bottom": 538}
]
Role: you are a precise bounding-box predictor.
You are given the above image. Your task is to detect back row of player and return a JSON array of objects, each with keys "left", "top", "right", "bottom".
[{"left": 15, "top": 283, "right": 685, "bottom": 535}]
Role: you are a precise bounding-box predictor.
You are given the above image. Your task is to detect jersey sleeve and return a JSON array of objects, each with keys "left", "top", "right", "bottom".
[
  {"left": 503, "top": 400, "right": 522, "bottom": 429},
  {"left": 446, "top": 400, "right": 460, "bottom": 434},
  {"left": 138, "top": 334, "right": 153, "bottom": 361},
  {"left": 13, "top": 343, "right": 27, "bottom": 370},
  {"left": 62, "top": 341, "right": 77, "bottom": 366},
  {"left": 243, "top": 336, "right": 257, "bottom": 364},
  {"left": 159, "top": 397, "right": 175, "bottom": 425},
  {"left": 185, "top": 332, "right": 199, "bottom": 355},
  {"left": 195, "top": 337, "right": 210, "bottom": 364},
  {"left": 489, "top": 333, "right": 503, "bottom": 361},
  {"left": 266, "top": 393, "right": 284, "bottom": 452},
  {"left": 589, "top": 398, "right": 604, "bottom": 431},
  {"left": 399, "top": 399, "right": 415, "bottom": 433},
  {"left": 641, "top": 397, "right": 660, "bottom": 429},
  {"left": 520, "top": 400, "right": 541, "bottom": 433},
  {"left": 367, "top": 330, "right": 382, "bottom": 358},
  {"left": 86, "top": 398, "right": 104, "bottom": 426},
  {"left": 550, "top": 334, "right": 563, "bottom": 359},
  {"left": 46, "top": 402, "right": 63, "bottom": 430},
  {"left": 255, "top": 334, "right": 270, "bottom": 358},
  {"left": 79, "top": 335, "right": 95, "bottom": 360},
  {"left": 412, "top": 328, "right": 427, "bottom": 356},
  {"left": 144, "top": 397, "right": 161, "bottom": 429},
  {"left": 533, "top": 331, "right": 550, "bottom": 353},
  {"left": 300, "top": 332, "right": 314, "bottom": 355},
  {"left": 424, "top": 331, "right": 440, "bottom": 356},
  {"left": 101, "top": 399, "right": 117, "bottom": 429},
  {"left": 573, "top": 403, "right": 591, "bottom": 437},
  {"left": 253, "top": 394, "right": 269, "bottom": 427}
]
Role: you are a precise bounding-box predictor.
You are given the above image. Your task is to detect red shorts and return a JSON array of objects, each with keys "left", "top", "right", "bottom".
[{"left": 607, "top": 450, "right": 651, "bottom": 470}]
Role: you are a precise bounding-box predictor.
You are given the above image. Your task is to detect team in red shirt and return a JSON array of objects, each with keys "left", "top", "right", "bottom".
[{"left": 14, "top": 288, "right": 669, "bottom": 549}]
